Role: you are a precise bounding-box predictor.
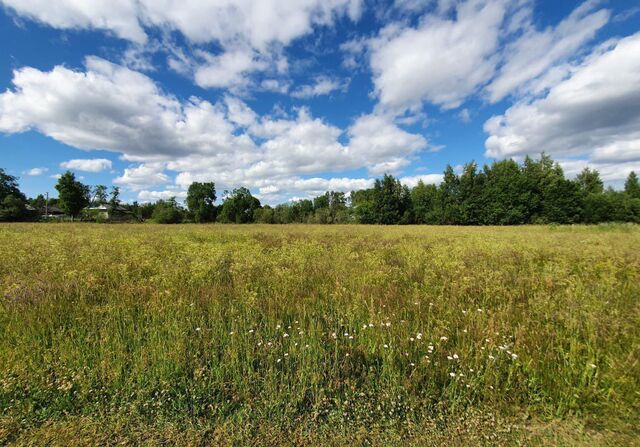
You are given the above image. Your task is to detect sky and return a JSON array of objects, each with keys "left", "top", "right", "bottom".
[{"left": 0, "top": 0, "right": 639, "bottom": 204}]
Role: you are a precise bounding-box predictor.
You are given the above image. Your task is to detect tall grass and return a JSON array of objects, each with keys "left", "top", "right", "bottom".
[{"left": 1, "top": 224, "right": 639, "bottom": 445}]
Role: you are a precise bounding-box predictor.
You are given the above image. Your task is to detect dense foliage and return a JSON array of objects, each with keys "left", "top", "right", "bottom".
[
  {"left": 2, "top": 154, "right": 640, "bottom": 224},
  {"left": 1, "top": 225, "right": 638, "bottom": 444}
]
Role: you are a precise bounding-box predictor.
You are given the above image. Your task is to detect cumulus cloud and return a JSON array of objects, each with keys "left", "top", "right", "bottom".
[
  {"left": 369, "top": 0, "right": 507, "bottom": 110},
  {"left": 113, "top": 163, "right": 170, "bottom": 191},
  {"left": 1, "top": 0, "right": 362, "bottom": 91},
  {"left": 347, "top": 113, "right": 428, "bottom": 174},
  {"left": 484, "top": 33, "right": 640, "bottom": 180},
  {"left": 24, "top": 167, "right": 48, "bottom": 176},
  {"left": 0, "top": 57, "right": 428, "bottom": 200},
  {"left": 60, "top": 158, "right": 112, "bottom": 172},
  {"left": 485, "top": 0, "right": 609, "bottom": 102},
  {"left": 399, "top": 174, "right": 444, "bottom": 188},
  {"left": 362, "top": 0, "right": 612, "bottom": 113},
  {"left": 291, "top": 76, "right": 346, "bottom": 99}
]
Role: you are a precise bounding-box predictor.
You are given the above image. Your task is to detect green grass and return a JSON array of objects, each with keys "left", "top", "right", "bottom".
[{"left": 1, "top": 224, "right": 639, "bottom": 445}]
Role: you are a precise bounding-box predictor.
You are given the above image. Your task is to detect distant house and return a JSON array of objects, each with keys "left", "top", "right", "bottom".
[
  {"left": 41, "top": 205, "right": 65, "bottom": 219},
  {"left": 84, "top": 204, "right": 137, "bottom": 222}
]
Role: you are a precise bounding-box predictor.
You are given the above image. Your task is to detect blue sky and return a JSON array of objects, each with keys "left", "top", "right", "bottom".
[{"left": 0, "top": 0, "right": 639, "bottom": 204}]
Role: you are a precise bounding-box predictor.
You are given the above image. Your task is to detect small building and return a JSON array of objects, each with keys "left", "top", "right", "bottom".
[
  {"left": 41, "top": 205, "right": 65, "bottom": 219},
  {"left": 83, "top": 204, "right": 137, "bottom": 222}
]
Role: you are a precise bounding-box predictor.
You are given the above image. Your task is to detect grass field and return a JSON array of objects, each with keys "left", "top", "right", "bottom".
[{"left": 1, "top": 224, "right": 639, "bottom": 446}]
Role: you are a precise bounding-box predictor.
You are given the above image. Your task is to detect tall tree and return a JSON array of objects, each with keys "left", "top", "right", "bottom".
[
  {"left": 372, "top": 174, "right": 412, "bottom": 224},
  {"left": 55, "top": 171, "right": 90, "bottom": 220},
  {"left": 438, "top": 165, "right": 460, "bottom": 224},
  {"left": 625, "top": 171, "right": 640, "bottom": 199},
  {"left": 92, "top": 185, "right": 108, "bottom": 205},
  {"left": 0, "top": 168, "right": 27, "bottom": 221},
  {"left": 219, "top": 187, "right": 260, "bottom": 223},
  {"left": 575, "top": 167, "right": 604, "bottom": 195},
  {"left": 186, "top": 182, "right": 217, "bottom": 223},
  {"left": 109, "top": 186, "right": 121, "bottom": 208}
]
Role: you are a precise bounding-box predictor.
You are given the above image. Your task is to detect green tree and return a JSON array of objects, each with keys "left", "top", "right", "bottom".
[
  {"left": 625, "top": 171, "right": 640, "bottom": 199},
  {"left": 372, "top": 174, "right": 412, "bottom": 224},
  {"left": 575, "top": 167, "right": 604, "bottom": 195},
  {"left": 152, "top": 198, "right": 184, "bottom": 224},
  {"left": 55, "top": 171, "right": 90, "bottom": 220},
  {"left": 109, "top": 186, "right": 121, "bottom": 208},
  {"left": 91, "top": 185, "right": 108, "bottom": 205},
  {"left": 0, "top": 168, "right": 27, "bottom": 221},
  {"left": 480, "top": 160, "right": 528, "bottom": 225},
  {"left": 411, "top": 181, "right": 439, "bottom": 224},
  {"left": 219, "top": 187, "right": 261, "bottom": 223},
  {"left": 186, "top": 182, "right": 217, "bottom": 223},
  {"left": 438, "top": 165, "right": 460, "bottom": 224},
  {"left": 457, "top": 162, "right": 485, "bottom": 225}
]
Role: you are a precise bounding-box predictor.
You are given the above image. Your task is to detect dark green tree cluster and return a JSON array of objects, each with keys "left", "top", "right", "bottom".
[
  {"left": 0, "top": 168, "right": 29, "bottom": 221},
  {"left": 2, "top": 155, "right": 640, "bottom": 225}
]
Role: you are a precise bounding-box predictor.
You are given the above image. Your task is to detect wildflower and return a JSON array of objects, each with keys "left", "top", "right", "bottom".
[
  {"left": 469, "top": 368, "right": 474, "bottom": 372},
  {"left": 362, "top": 324, "right": 368, "bottom": 329},
  {"left": 447, "top": 355, "right": 453, "bottom": 360},
  {"left": 257, "top": 342, "right": 263, "bottom": 346},
  {"left": 229, "top": 331, "right": 234, "bottom": 335},
  {"left": 590, "top": 363, "right": 597, "bottom": 369},
  {"left": 511, "top": 353, "right": 518, "bottom": 360},
  {"left": 283, "top": 333, "right": 289, "bottom": 338},
  {"left": 385, "top": 322, "right": 391, "bottom": 327},
  {"left": 331, "top": 332, "right": 337, "bottom": 339},
  {"left": 384, "top": 344, "right": 389, "bottom": 348},
  {"left": 284, "top": 353, "right": 288, "bottom": 357},
  {"left": 276, "top": 324, "right": 281, "bottom": 330},
  {"left": 345, "top": 353, "right": 350, "bottom": 357},
  {"left": 410, "top": 362, "right": 415, "bottom": 367},
  {"left": 449, "top": 372, "right": 456, "bottom": 377},
  {"left": 477, "top": 308, "right": 483, "bottom": 312},
  {"left": 248, "top": 329, "right": 254, "bottom": 333},
  {"left": 305, "top": 344, "right": 310, "bottom": 348},
  {"left": 489, "top": 355, "right": 495, "bottom": 360},
  {"left": 463, "top": 329, "right": 468, "bottom": 333},
  {"left": 453, "top": 353, "right": 459, "bottom": 360},
  {"left": 440, "top": 336, "right": 448, "bottom": 342},
  {"left": 410, "top": 337, "right": 415, "bottom": 342},
  {"left": 368, "top": 323, "right": 374, "bottom": 327},
  {"left": 277, "top": 358, "right": 282, "bottom": 363},
  {"left": 298, "top": 331, "right": 303, "bottom": 335},
  {"left": 349, "top": 336, "right": 354, "bottom": 340},
  {"left": 416, "top": 333, "right": 423, "bottom": 340},
  {"left": 195, "top": 327, "right": 201, "bottom": 332}
]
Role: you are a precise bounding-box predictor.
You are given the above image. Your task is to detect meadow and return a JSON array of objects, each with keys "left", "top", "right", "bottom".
[{"left": 0, "top": 224, "right": 639, "bottom": 446}]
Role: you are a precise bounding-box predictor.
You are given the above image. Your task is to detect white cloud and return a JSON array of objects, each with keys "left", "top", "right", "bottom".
[
  {"left": 1, "top": 0, "right": 363, "bottom": 91},
  {"left": 0, "top": 0, "right": 146, "bottom": 42},
  {"left": 291, "top": 76, "right": 346, "bottom": 99},
  {"left": 0, "top": 0, "right": 362, "bottom": 47},
  {"left": 559, "top": 159, "right": 640, "bottom": 184},
  {"left": 138, "top": 189, "right": 187, "bottom": 202},
  {"left": 60, "top": 158, "right": 112, "bottom": 172},
  {"left": 369, "top": 0, "right": 508, "bottom": 110},
  {"left": 24, "top": 167, "right": 48, "bottom": 176},
  {"left": 484, "top": 33, "right": 640, "bottom": 176},
  {"left": 347, "top": 113, "right": 428, "bottom": 174},
  {"left": 485, "top": 1, "right": 609, "bottom": 102},
  {"left": 399, "top": 174, "right": 444, "bottom": 188},
  {"left": 113, "top": 163, "right": 170, "bottom": 191},
  {"left": 0, "top": 58, "right": 428, "bottom": 199}
]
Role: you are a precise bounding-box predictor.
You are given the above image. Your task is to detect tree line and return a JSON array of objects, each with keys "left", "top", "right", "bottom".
[{"left": 2, "top": 154, "right": 640, "bottom": 224}]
